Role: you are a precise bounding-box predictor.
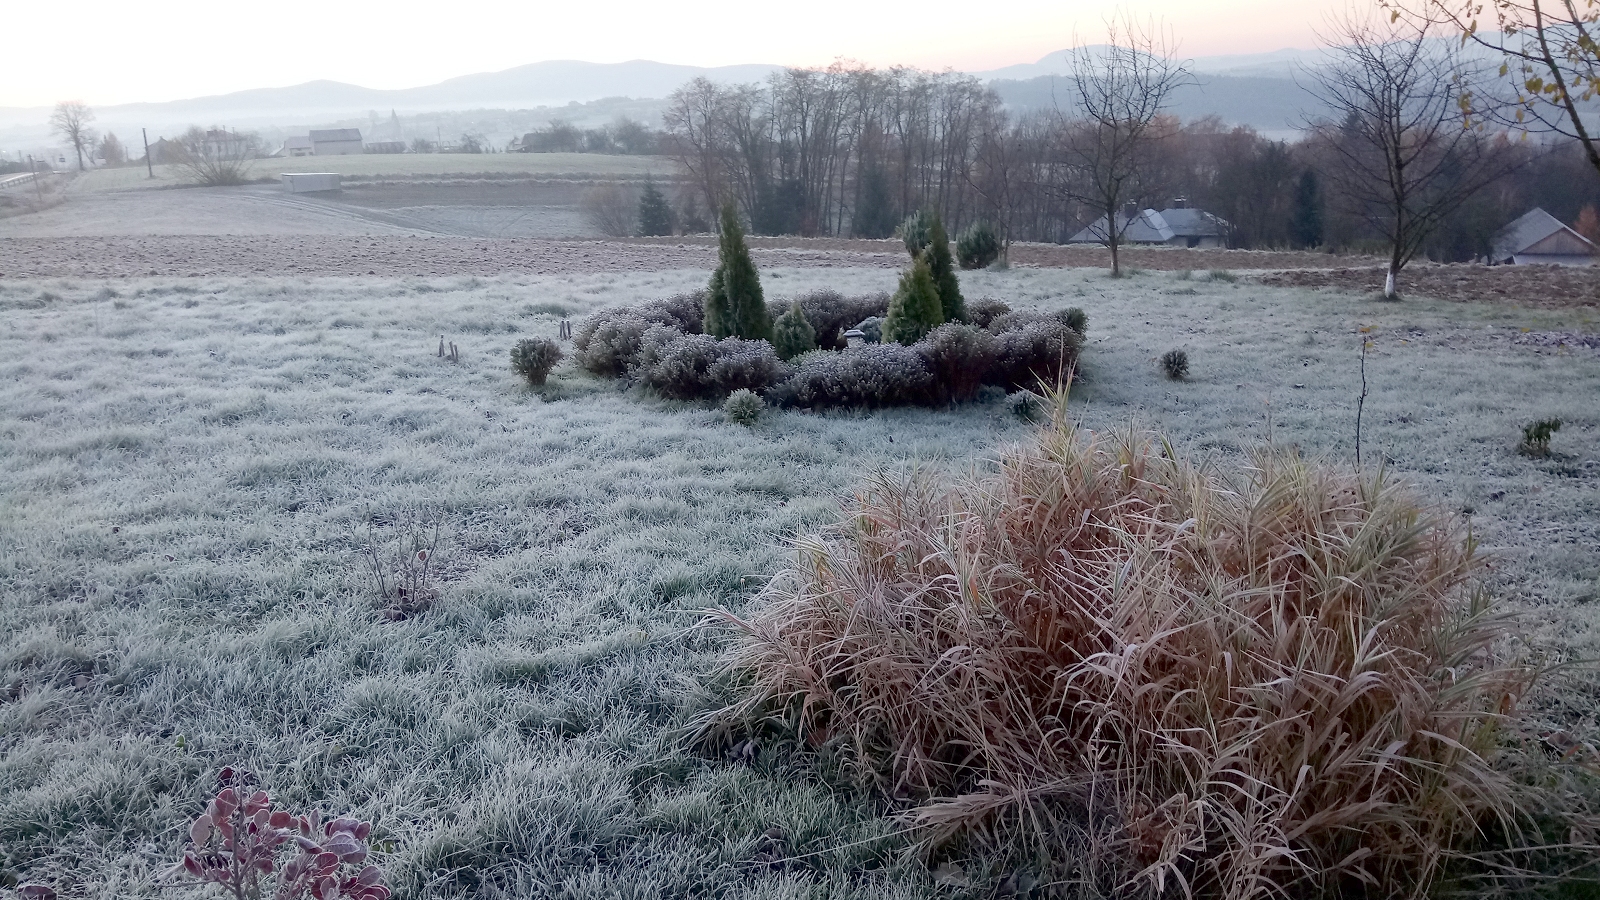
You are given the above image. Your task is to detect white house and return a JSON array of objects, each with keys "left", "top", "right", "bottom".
[
  {"left": 278, "top": 136, "right": 314, "bottom": 157},
  {"left": 309, "top": 128, "right": 363, "bottom": 156},
  {"left": 1068, "top": 200, "right": 1230, "bottom": 249},
  {"left": 1491, "top": 208, "right": 1597, "bottom": 266}
]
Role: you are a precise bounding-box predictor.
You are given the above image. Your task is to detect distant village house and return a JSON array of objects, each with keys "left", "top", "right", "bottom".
[
  {"left": 1491, "top": 208, "right": 1597, "bottom": 266},
  {"left": 279, "top": 136, "right": 313, "bottom": 157},
  {"left": 1068, "top": 200, "right": 1230, "bottom": 249}
]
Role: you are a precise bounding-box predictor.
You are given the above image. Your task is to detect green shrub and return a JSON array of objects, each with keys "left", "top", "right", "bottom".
[
  {"left": 640, "top": 334, "right": 788, "bottom": 401},
  {"left": 898, "top": 209, "right": 931, "bottom": 257},
  {"left": 923, "top": 214, "right": 966, "bottom": 323},
  {"left": 768, "top": 344, "right": 936, "bottom": 409},
  {"left": 956, "top": 220, "right": 1002, "bottom": 270},
  {"left": 706, "top": 203, "right": 770, "bottom": 341},
  {"left": 918, "top": 323, "right": 994, "bottom": 404},
  {"left": 1061, "top": 306, "right": 1088, "bottom": 335},
  {"left": 710, "top": 417, "right": 1532, "bottom": 898},
  {"left": 988, "top": 319, "right": 1081, "bottom": 391},
  {"left": 509, "top": 337, "right": 563, "bottom": 386},
  {"left": 637, "top": 177, "right": 674, "bottom": 237},
  {"left": 1520, "top": 418, "right": 1562, "bottom": 457},
  {"left": 966, "top": 298, "right": 1012, "bottom": 330},
  {"left": 883, "top": 254, "right": 944, "bottom": 345},
  {"left": 1161, "top": 349, "right": 1189, "bottom": 380},
  {"left": 771, "top": 302, "right": 817, "bottom": 360},
  {"left": 722, "top": 389, "right": 764, "bottom": 426},
  {"left": 853, "top": 316, "right": 884, "bottom": 344}
]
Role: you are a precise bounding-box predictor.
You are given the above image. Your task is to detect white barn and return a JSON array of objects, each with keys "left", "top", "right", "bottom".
[
  {"left": 309, "top": 128, "right": 363, "bottom": 156},
  {"left": 1491, "top": 208, "right": 1597, "bottom": 266}
]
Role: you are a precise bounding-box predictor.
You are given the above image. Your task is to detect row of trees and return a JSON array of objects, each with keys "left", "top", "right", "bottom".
[{"left": 659, "top": 8, "right": 1600, "bottom": 293}]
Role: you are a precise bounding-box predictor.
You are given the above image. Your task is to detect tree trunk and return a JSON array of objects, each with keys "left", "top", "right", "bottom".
[{"left": 1384, "top": 263, "right": 1398, "bottom": 299}]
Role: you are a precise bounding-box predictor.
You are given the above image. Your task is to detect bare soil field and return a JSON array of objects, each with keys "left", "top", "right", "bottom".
[{"left": 1258, "top": 263, "right": 1600, "bottom": 309}]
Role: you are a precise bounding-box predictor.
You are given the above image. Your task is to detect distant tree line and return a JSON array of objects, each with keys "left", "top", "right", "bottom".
[
  {"left": 657, "top": 51, "right": 1600, "bottom": 263},
  {"left": 518, "top": 118, "right": 661, "bottom": 154}
]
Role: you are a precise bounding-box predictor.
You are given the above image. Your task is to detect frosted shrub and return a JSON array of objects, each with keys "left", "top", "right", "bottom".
[
  {"left": 769, "top": 343, "right": 936, "bottom": 409},
  {"left": 170, "top": 767, "right": 389, "bottom": 900},
  {"left": 641, "top": 334, "right": 787, "bottom": 401},
  {"left": 770, "top": 290, "right": 889, "bottom": 350},
  {"left": 966, "top": 298, "right": 1012, "bottom": 330},
  {"left": 573, "top": 311, "right": 652, "bottom": 377},
  {"left": 723, "top": 389, "right": 764, "bottom": 426},
  {"left": 918, "top": 323, "right": 994, "bottom": 404},
  {"left": 509, "top": 338, "right": 563, "bottom": 386},
  {"left": 989, "top": 319, "right": 1081, "bottom": 391}
]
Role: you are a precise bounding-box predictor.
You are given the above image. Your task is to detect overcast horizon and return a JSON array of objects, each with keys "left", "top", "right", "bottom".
[{"left": 4, "top": 0, "right": 1347, "bottom": 108}]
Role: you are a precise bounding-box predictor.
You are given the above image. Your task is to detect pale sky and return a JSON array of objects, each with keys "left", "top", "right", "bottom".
[{"left": 2, "top": 0, "right": 1349, "bottom": 107}]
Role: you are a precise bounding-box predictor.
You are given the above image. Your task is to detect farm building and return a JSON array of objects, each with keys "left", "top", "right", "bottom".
[
  {"left": 1490, "top": 208, "right": 1597, "bottom": 266},
  {"left": 1068, "top": 200, "right": 1230, "bottom": 248},
  {"left": 308, "top": 128, "right": 363, "bottom": 156},
  {"left": 277, "top": 136, "right": 313, "bottom": 157}
]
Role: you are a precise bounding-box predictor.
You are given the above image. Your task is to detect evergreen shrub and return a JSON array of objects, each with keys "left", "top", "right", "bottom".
[
  {"left": 706, "top": 203, "right": 771, "bottom": 341},
  {"left": 768, "top": 290, "right": 890, "bottom": 350},
  {"left": 641, "top": 334, "right": 787, "bottom": 401},
  {"left": 923, "top": 214, "right": 966, "bottom": 322},
  {"left": 883, "top": 255, "right": 944, "bottom": 345},
  {"left": 771, "top": 302, "right": 818, "bottom": 360},
  {"left": 956, "top": 220, "right": 1002, "bottom": 269},
  {"left": 723, "top": 389, "right": 764, "bottom": 426}
]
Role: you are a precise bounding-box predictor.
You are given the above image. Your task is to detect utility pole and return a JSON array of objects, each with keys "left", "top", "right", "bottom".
[
  {"left": 142, "top": 128, "right": 153, "bottom": 178},
  {"left": 27, "top": 154, "right": 43, "bottom": 202}
]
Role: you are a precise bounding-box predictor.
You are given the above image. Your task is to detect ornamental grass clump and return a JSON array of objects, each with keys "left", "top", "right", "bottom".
[{"left": 708, "top": 410, "right": 1534, "bottom": 899}]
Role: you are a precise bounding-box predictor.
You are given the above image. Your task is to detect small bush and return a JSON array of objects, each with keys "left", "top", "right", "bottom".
[
  {"left": 1519, "top": 417, "right": 1562, "bottom": 457},
  {"left": 640, "top": 334, "right": 787, "bottom": 401},
  {"left": 771, "top": 302, "right": 817, "bottom": 360},
  {"left": 989, "top": 319, "right": 1081, "bottom": 391},
  {"left": 1161, "top": 349, "right": 1189, "bottom": 380},
  {"left": 769, "top": 343, "right": 936, "bottom": 409},
  {"left": 572, "top": 311, "right": 652, "bottom": 377},
  {"left": 723, "top": 388, "right": 764, "bottom": 426},
  {"left": 883, "top": 254, "right": 944, "bottom": 345},
  {"left": 1208, "top": 269, "right": 1238, "bottom": 283},
  {"left": 966, "top": 298, "right": 1012, "bottom": 330},
  {"left": 510, "top": 337, "right": 563, "bottom": 386},
  {"left": 956, "top": 220, "right": 1002, "bottom": 269},
  {"left": 633, "top": 291, "right": 706, "bottom": 334},
  {"left": 918, "top": 323, "right": 995, "bottom": 404},
  {"left": 709, "top": 417, "right": 1533, "bottom": 899}
]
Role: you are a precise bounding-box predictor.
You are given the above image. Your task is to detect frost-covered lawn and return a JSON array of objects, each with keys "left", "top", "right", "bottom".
[{"left": 2, "top": 267, "right": 1597, "bottom": 897}]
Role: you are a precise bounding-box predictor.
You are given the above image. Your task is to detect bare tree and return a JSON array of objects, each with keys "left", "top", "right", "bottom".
[
  {"left": 175, "top": 126, "right": 263, "bottom": 186},
  {"left": 1312, "top": 13, "right": 1525, "bottom": 297},
  {"left": 49, "top": 101, "right": 96, "bottom": 172},
  {"left": 1389, "top": 0, "right": 1600, "bottom": 174},
  {"left": 1051, "top": 18, "right": 1192, "bottom": 276},
  {"left": 581, "top": 182, "right": 639, "bottom": 237}
]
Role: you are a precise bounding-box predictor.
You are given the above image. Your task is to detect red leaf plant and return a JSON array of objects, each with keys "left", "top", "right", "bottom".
[{"left": 168, "top": 768, "right": 389, "bottom": 900}]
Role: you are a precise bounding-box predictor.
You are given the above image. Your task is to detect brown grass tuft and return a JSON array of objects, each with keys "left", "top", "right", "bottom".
[{"left": 706, "top": 402, "right": 1537, "bottom": 899}]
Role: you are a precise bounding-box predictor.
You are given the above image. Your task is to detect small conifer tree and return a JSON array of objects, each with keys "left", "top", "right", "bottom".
[
  {"left": 705, "top": 202, "right": 771, "bottom": 341},
  {"left": 923, "top": 213, "right": 966, "bottom": 322},
  {"left": 883, "top": 253, "right": 944, "bottom": 345},
  {"left": 1290, "top": 169, "right": 1324, "bottom": 249},
  {"left": 899, "top": 209, "right": 932, "bottom": 257},
  {"left": 638, "top": 178, "right": 674, "bottom": 237},
  {"left": 772, "top": 301, "right": 817, "bottom": 360}
]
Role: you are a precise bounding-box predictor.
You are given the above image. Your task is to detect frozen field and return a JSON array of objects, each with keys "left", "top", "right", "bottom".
[{"left": 1, "top": 265, "right": 1596, "bottom": 896}]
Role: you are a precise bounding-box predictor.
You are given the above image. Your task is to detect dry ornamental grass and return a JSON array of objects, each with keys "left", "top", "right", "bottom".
[{"left": 711, "top": 398, "right": 1542, "bottom": 899}]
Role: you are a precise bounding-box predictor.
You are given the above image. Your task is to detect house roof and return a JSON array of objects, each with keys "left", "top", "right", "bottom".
[
  {"left": 1492, "top": 208, "right": 1596, "bottom": 260},
  {"left": 309, "top": 128, "right": 362, "bottom": 143},
  {"left": 1068, "top": 206, "right": 1231, "bottom": 244},
  {"left": 1158, "top": 207, "right": 1229, "bottom": 237},
  {"left": 1068, "top": 209, "right": 1174, "bottom": 244}
]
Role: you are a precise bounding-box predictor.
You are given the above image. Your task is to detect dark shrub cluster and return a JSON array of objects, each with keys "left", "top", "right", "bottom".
[
  {"left": 574, "top": 292, "right": 1086, "bottom": 411},
  {"left": 1161, "top": 349, "right": 1190, "bottom": 381},
  {"left": 966, "top": 298, "right": 1012, "bottom": 330}
]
